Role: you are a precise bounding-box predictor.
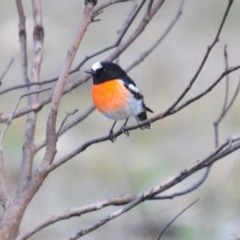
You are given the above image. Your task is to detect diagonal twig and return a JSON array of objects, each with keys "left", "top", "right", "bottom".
[
  {"left": 59, "top": 139, "right": 232, "bottom": 240},
  {"left": 35, "top": 105, "right": 95, "bottom": 153},
  {"left": 0, "top": 0, "right": 165, "bottom": 124},
  {"left": 57, "top": 109, "right": 78, "bottom": 137},
  {"left": 0, "top": 88, "right": 51, "bottom": 142},
  {"left": 126, "top": 0, "right": 184, "bottom": 72},
  {"left": 0, "top": 0, "right": 145, "bottom": 95},
  {"left": 38, "top": 64, "right": 240, "bottom": 173},
  {"left": 0, "top": 58, "right": 14, "bottom": 86},
  {"left": 157, "top": 199, "right": 199, "bottom": 240},
  {"left": 18, "top": 133, "right": 240, "bottom": 240},
  {"left": 163, "top": 0, "right": 234, "bottom": 116}
]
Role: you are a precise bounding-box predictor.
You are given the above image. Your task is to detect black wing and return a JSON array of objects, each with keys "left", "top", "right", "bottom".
[{"left": 122, "top": 75, "right": 143, "bottom": 100}]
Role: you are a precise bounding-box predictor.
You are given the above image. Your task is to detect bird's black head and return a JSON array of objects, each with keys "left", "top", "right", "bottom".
[{"left": 85, "top": 61, "right": 127, "bottom": 84}]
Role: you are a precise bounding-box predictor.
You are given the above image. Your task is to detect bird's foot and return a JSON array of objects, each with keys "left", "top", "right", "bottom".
[
  {"left": 109, "top": 130, "right": 117, "bottom": 143},
  {"left": 121, "top": 125, "right": 129, "bottom": 137}
]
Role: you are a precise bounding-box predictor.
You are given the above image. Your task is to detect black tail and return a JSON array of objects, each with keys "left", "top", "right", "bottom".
[{"left": 134, "top": 106, "right": 153, "bottom": 130}]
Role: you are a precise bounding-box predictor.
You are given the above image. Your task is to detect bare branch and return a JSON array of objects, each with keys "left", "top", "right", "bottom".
[
  {"left": 0, "top": 147, "right": 12, "bottom": 208},
  {"left": 0, "top": 0, "right": 165, "bottom": 124},
  {"left": 67, "top": 0, "right": 146, "bottom": 75},
  {"left": 59, "top": 138, "right": 233, "bottom": 239},
  {"left": 41, "top": 1, "right": 97, "bottom": 168},
  {"left": 17, "top": 195, "right": 137, "bottom": 240},
  {"left": 0, "top": 88, "right": 51, "bottom": 142},
  {"left": 106, "top": 0, "right": 165, "bottom": 61},
  {"left": 17, "top": 0, "right": 45, "bottom": 195},
  {"left": 222, "top": 45, "right": 230, "bottom": 112},
  {"left": 93, "top": 0, "right": 131, "bottom": 15},
  {"left": 0, "top": 87, "right": 50, "bottom": 208},
  {"left": 18, "top": 133, "right": 240, "bottom": 240},
  {"left": 0, "top": 0, "right": 144, "bottom": 95},
  {"left": 154, "top": 167, "right": 210, "bottom": 200},
  {"left": 57, "top": 109, "right": 78, "bottom": 137},
  {"left": 35, "top": 105, "right": 95, "bottom": 152},
  {"left": 157, "top": 199, "right": 199, "bottom": 240},
  {"left": 213, "top": 46, "right": 240, "bottom": 148},
  {"left": 15, "top": 0, "right": 28, "bottom": 83},
  {"left": 0, "top": 58, "right": 14, "bottom": 86},
  {"left": 163, "top": 0, "right": 234, "bottom": 116},
  {"left": 126, "top": 0, "right": 183, "bottom": 72},
  {"left": 39, "top": 64, "right": 240, "bottom": 173}
]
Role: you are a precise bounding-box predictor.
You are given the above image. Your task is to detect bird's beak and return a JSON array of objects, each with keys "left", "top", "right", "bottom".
[{"left": 85, "top": 69, "right": 95, "bottom": 75}]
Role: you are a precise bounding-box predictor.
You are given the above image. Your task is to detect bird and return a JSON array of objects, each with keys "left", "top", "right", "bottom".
[{"left": 85, "top": 61, "right": 153, "bottom": 142}]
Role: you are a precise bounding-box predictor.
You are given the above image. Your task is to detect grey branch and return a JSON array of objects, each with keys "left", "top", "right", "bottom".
[
  {"left": 35, "top": 105, "right": 95, "bottom": 153},
  {"left": 0, "top": 58, "right": 14, "bottom": 86},
  {"left": 126, "top": 0, "right": 184, "bottom": 72}
]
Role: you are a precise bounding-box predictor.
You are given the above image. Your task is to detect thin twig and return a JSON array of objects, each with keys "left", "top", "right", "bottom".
[
  {"left": 0, "top": 58, "right": 14, "bottom": 86},
  {"left": 0, "top": 0, "right": 165, "bottom": 124},
  {"left": 115, "top": 0, "right": 139, "bottom": 64},
  {"left": 93, "top": 0, "right": 131, "bottom": 16},
  {"left": 157, "top": 199, "right": 199, "bottom": 240},
  {"left": 35, "top": 105, "right": 95, "bottom": 152},
  {"left": 213, "top": 45, "right": 230, "bottom": 148},
  {"left": 154, "top": 167, "right": 210, "bottom": 200},
  {"left": 57, "top": 109, "right": 78, "bottom": 137},
  {"left": 163, "top": 0, "right": 234, "bottom": 116},
  {"left": 58, "top": 139, "right": 231, "bottom": 240},
  {"left": 18, "top": 133, "right": 240, "bottom": 240},
  {"left": 38, "top": 64, "right": 240, "bottom": 172},
  {"left": 0, "top": 88, "right": 51, "bottom": 141},
  {"left": 126, "top": 0, "right": 183, "bottom": 72},
  {"left": 0, "top": 0, "right": 145, "bottom": 95},
  {"left": 222, "top": 45, "right": 229, "bottom": 112}
]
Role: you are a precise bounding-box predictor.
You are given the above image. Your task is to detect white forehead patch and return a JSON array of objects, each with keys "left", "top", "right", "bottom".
[{"left": 92, "top": 62, "right": 102, "bottom": 72}]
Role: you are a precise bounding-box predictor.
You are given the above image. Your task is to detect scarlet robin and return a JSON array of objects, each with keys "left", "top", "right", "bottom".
[{"left": 85, "top": 61, "right": 153, "bottom": 142}]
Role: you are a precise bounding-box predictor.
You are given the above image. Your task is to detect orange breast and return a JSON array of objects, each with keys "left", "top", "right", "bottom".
[{"left": 92, "top": 80, "right": 129, "bottom": 114}]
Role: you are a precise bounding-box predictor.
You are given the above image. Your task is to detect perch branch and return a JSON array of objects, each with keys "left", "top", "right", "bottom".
[
  {"left": 0, "top": 0, "right": 164, "bottom": 123},
  {"left": 39, "top": 64, "right": 240, "bottom": 173},
  {"left": 18, "top": 133, "right": 240, "bottom": 240},
  {"left": 0, "top": 0, "right": 144, "bottom": 95},
  {"left": 60, "top": 138, "right": 233, "bottom": 239},
  {"left": 163, "top": 0, "right": 234, "bottom": 116}
]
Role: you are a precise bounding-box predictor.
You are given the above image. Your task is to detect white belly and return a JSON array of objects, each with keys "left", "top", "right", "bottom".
[{"left": 102, "top": 96, "right": 144, "bottom": 120}]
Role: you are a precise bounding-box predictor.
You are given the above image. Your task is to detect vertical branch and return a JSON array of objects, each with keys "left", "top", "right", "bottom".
[
  {"left": 0, "top": 146, "right": 12, "bottom": 208},
  {"left": 17, "top": 0, "right": 44, "bottom": 195},
  {"left": 213, "top": 46, "right": 240, "bottom": 149},
  {"left": 41, "top": 0, "right": 97, "bottom": 167},
  {"left": 0, "top": 60, "right": 15, "bottom": 207},
  {"left": 15, "top": 0, "right": 28, "bottom": 83}
]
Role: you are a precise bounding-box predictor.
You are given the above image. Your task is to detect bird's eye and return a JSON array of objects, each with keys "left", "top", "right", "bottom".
[{"left": 102, "top": 68, "right": 107, "bottom": 73}]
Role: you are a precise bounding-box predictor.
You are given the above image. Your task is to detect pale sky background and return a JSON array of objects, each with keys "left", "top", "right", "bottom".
[{"left": 0, "top": 1, "right": 240, "bottom": 239}]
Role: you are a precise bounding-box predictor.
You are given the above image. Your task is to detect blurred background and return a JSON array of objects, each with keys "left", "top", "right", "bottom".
[{"left": 0, "top": 0, "right": 240, "bottom": 239}]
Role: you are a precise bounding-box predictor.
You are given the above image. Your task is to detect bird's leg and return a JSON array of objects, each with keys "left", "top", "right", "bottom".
[
  {"left": 109, "top": 121, "right": 117, "bottom": 142},
  {"left": 121, "top": 118, "right": 129, "bottom": 137}
]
